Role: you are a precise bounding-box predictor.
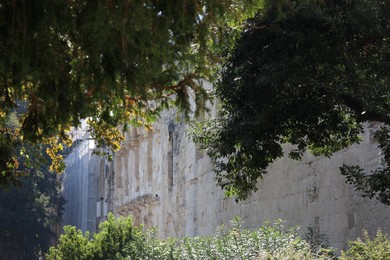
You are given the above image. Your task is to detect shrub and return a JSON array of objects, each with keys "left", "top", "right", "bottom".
[
  {"left": 340, "top": 230, "right": 390, "bottom": 260},
  {"left": 174, "top": 218, "right": 332, "bottom": 259},
  {"left": 305, "top": 226, "right": 334, "bottom": 258},
  {"left": 47, "top": 213, "right": 141, "bottom": 260},
  {"left": 47, "top": 215, "right": 334, "bottom": 259},
  {"left": 46, "top": 226, "right": 91, "bottom": 260}
]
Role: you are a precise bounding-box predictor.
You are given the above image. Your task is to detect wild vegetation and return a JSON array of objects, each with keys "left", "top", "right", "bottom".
[
  {"left": 340, "top": 230, "right": 390, "bottom": 260},
  {"left": 47, "top": 214, "right": 334, "bottom": 260},
  {"left": 48, "top": 214, "right": 390, "bottom": 260}
]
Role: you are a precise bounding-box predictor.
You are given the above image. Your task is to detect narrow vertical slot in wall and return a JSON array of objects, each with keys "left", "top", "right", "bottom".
[
  {"left": 135, "top": 147, "right": 140, "bottom": 192},
  {"left": 168, "top": 124, "right": 174, "bottom": 191},
  {"left": 124, "top": 154, "right": 129, "bottom": 196},
  {"left": 147, "top": 130, "right": 153, "bottom": 186},
  {"left": 115, "top": 156, "right": 123, "bottom": 189}
]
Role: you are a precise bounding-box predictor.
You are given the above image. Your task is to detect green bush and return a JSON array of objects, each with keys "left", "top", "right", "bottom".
[
  {"left": 46, "top": 213, "right": 173, "bottom": 260},
  {"left": 174, "top": 218, "right": 332, "bottom": 260},
  {"left": 341, "top": 230, "right": 390, "bottom": 260},
  {"left": 46, "top": 226, "right": 91, "bottom": 260},
  {"left": 47, "top": 215, "right": 333, "bottom": 259}
]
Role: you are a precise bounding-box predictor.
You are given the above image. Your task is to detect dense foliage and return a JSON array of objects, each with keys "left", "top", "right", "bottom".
[
  {"left": 0, "top": 0, "right": 262, "bottom": 185},
  {"left": 193, "top": 0, "right": 390, "bottom": 201},
  {"left": 47, "top": 214, "right": 333, "bottom": 260},
  {"left": 341, "top": 230, "right": 390, "bottom": 260},
  {"left": 0, "top": 146, "right": 64, "bottom": 259}
]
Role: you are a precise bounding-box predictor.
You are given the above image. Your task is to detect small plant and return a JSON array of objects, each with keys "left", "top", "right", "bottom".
[
  {"left": 305, "top": 226, "right": 334, "bottom": 257},
  {"left": 340, "top": 230, "right": 390, "bottom": 260}
]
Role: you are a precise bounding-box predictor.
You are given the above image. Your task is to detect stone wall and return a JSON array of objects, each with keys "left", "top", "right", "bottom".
[
  {"left": 62, "top": 138, "right": 112, "bottom": 233},
  {"left": 62, "top": 110, "right": 390, "bottom": 251},
  {"left": 111, "top": 113, "right": 390, "bottom": 251}
]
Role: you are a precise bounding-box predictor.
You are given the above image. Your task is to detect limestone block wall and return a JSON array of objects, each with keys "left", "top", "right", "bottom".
[
  {"left": 60, "top": 107, "right": 390, "bottom": 251},
  {"left": 62, "top": 138, "right": 112, "bottom": 233},
  {"left": 112, "top": 113, "right": 390, "bottom": 251}
]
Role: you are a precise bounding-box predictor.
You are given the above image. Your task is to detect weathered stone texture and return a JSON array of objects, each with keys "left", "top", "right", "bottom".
[
  {"left": 62, "top": 111, "right": 390, "bottom": 251},
  {"left": 62, "top": 138, "right": 112, "bottom": 233},
  {"left": 62, "top": 139, "right": 98, "bottom": 233},
  {"left": 111, "top": 115, "right": 390, "bottom": 251}
]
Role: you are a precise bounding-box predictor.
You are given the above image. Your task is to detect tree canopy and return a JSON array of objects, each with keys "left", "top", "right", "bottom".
[
  {"left": 0, "top": 0, "right": 262, "bottom": 185},
  {"left": 193, "top": 0, "right": 390, "bottom": 202}
]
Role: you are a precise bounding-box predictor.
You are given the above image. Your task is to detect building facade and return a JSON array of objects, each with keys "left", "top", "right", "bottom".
[{"left": 62, "top": 112, "right": 390, "bottom": 251}]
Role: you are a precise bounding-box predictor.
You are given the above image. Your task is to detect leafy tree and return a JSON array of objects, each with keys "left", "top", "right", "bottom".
[
  {"left": 193, "top": 0, "right": 390, "bottom": 201},
  {"left": 0, "top": 147, "right": 65, "bottom": 259},
  {"left": 0, "top": 0, "right": 262, "bottom": 185}
]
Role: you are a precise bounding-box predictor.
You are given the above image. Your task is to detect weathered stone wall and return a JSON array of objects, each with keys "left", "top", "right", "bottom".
[
  {"left": 112, "top": 113, "right": 390, "bottom": 251},
  {"left": 61, "top": 105, "right": 390, "bottom": 251},
  {"left": 62, "top": 138, "right": 112, "bottom": 233}
]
